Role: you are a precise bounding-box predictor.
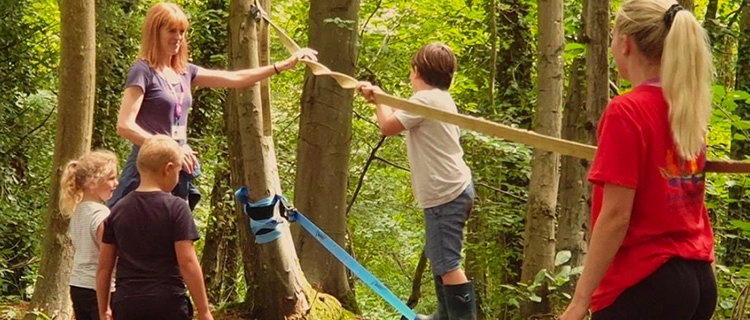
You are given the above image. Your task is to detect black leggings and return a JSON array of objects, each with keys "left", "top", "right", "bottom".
[
  {"left": 112, "top": 295, "right": 193, "bottom": 320},
  {"left": 592, "top": 258, "right": 717, "bottom": 320},
  {"left": 70, "top": 286, "right": 99, "bottom": 320}
]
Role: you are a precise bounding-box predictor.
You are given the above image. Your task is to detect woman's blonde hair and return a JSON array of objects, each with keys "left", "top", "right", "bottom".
[
  {"left": 139, "top": 2, "right": 190, "bottom": 73},
  {"left": 59, "top": 150, "right": 118, "bottom": 216},
  {"left": 615, "top": 0, "right": 714, "bottom": 160}
]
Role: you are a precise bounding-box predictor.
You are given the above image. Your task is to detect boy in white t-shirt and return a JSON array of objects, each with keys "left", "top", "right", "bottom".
[{"left": 356, "top": 43, "right": 476, "bottom": 320}]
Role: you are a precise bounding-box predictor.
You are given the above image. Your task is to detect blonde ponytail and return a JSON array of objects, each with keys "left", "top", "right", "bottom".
[
  {"left": 58, "top": 150, "right": 119, "bottom": 217},
  {"left": 662, "top": 11, "right": 713, "bottom": 160},
  {"left": 59, "top": 161, "right": 83, "bottom": 216},
  {"left": 615, "top": 0, "right": 714, "bottom": 160}
]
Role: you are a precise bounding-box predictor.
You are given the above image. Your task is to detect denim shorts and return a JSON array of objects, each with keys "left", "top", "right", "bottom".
[
  {"left": 107, "top": 145, "right": 202, "bottom": 211},
  {"left": 424, "top": 183, "right": 475, "bottom": 276}
]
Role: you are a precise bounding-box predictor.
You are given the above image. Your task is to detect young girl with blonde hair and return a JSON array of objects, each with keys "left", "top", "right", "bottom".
[
  {"left": 560, "top": 1, "right": 715, "bottom": 319},
  {"left": 60, "top": 150, "right": 119, "bottom": 320}
]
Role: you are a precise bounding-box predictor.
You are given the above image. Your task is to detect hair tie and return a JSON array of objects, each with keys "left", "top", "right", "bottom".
[{"left": 664, "top": 4, "right": 683, "bottom": 30}]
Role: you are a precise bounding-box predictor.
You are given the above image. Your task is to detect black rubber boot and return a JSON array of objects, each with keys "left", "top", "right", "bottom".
[
  {"left": 416, "top": 276, "right": 448, "bottom": 320},
  {"left": 444, "top": 281, "right": 477, "bottom": 320}
]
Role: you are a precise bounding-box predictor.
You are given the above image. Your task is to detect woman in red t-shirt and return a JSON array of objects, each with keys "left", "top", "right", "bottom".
[{"left": 560, "top": 1, "right": 716, "bottom": 320}]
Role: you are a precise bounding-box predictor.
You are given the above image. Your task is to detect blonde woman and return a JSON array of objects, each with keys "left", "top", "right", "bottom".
[
  {"left": 560, "top": 1, "right": 715, "bottom": 320},
  {"left": 109, "top": 2, "right": 317, "bottom": 210}
]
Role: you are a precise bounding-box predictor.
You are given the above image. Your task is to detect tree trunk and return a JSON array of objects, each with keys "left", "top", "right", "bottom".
[
  {"left": 292, "top": 0, "right": 359, "bottom": 310},
  {"left": 200, "top": 169, "right": 240, "bottom": 304},
  {"left": 557, "top": 54, "right": 587, "bottom": 276},
  {"left": 704, "top": 0, "right": 718, "bottom": 45},
  {"left": 228, "top": 1, "right": 347, "bottom": 318},
  {"left": 586, "top": 0, "right": 610, "bottom": 144},
  {"left": 191, "top": 0, "right": 237, "bottom": 305},
  {"left": 23, "top": 0, "right": 96, "bottom": 318},
  {"left": 226, "top": 0, "right": 262, "bottom": 312},
  {"left": 728, "top": 2, "right": 750, "bottom": 267},
  {"left": 520, "top": 0, "right": 563, "bottom": 317},
  {"left": 677, "top": 0, "right": 694, "bottom": 12}
]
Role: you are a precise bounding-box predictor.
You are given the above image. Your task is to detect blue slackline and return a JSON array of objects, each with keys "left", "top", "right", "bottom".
[{"left": 282, "top": 198, "right": 417, "bottom": 320}]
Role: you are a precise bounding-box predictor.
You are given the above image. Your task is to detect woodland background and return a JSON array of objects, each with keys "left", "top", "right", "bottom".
[{"left": 1, "top": 0, "right": 750, "bottom": 319}]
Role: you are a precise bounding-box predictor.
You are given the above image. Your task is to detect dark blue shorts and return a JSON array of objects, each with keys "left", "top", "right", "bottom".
[
  {"left": 107, "top": 145, "right": 201, "bottom": 211},
  {"left": 423, "top": 183, "right": 475, "bottom": 276}
]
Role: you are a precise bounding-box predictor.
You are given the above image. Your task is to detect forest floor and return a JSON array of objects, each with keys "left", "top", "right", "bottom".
[
  {"left": 0, "top": 301, "right": 246, "bottom": 320},
  {"left": 0, "top": 301, "right": 367, "bottom": 319}
]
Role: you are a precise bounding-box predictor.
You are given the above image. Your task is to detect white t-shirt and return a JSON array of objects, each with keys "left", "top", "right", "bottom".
[
  {"left": 69, "top": 201, "right": 111, "bottom": 289},
  {"left": 394, "top": 88, "right": 472, "bottom": 208}
]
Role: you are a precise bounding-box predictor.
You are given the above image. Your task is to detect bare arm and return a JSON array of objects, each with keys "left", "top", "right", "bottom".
[
  {"left": 355, "top": 81, "right": 406, "bottom": 136},
  {"left": 175, "top": 240, "right": 212, "bottom": 319},
  {"left": 192, "top": 47, "right": 318, "bottom": 89},
  {"left": 375, "top": 103, "right": 406, "bottom": 136},
  {"left": 96, "top": 243, "right": 117, "bottom": 320},
  {"left": 116, "top": 86, "right": 153, "bottom": 145},
  {"left": 562, "top": 184, "right": 635, "bottom": 319},
  {"left": 192, "top": 65, "right": 278, "bottom": 89}
]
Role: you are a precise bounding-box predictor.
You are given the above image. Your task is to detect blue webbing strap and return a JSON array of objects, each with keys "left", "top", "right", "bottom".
[
  {"left": 280, "top": 196, "right": 417, "bottom": 320},
  {"left": 234, "top": 187, "right": 284, "bottom": 244}
]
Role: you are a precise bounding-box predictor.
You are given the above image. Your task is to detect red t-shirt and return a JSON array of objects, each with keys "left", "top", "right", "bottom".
[{"left": 588, "top": 85, "right": 715, "bottom": 312}]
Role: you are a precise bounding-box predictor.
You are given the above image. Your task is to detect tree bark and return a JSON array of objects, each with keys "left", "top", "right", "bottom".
[
  {"left": 728, "top": 2, "right": 750, "bottom": 268},
  {"left": 226, "top": 0, "right": 263, "bottom": 312},
  {"left": 228, "top": 1, "right": 348, "bottom": 318},
  {"left": 557, "top": 54, "right": 588, "bottom": 276},
  {"left": 292, "top": 0, "right": 359, "bottom": 310},
  {"left": 520, "top": 0, "right": 563, "bottom": 317},
  {"left": 23, "top": 0, "right": 96, "bottom": 318},
  {"left": 200, "top": 169, "right": 240, "bottom": 304},
  {"left": 677, "top": 0, "right": 694, "bottom": 12}
]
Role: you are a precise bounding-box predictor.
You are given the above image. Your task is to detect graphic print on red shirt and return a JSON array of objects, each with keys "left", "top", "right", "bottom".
[{"left": 587, "top": 85, "right": 714, "bottom": 312}]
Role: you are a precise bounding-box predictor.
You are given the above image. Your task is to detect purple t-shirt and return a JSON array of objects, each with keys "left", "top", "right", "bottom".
[
  {"left": 125, "top": 60, "right": 199, "bottom": 145},
  {"left": 103, "top": 191, "right": 200, "bottom": 301}
]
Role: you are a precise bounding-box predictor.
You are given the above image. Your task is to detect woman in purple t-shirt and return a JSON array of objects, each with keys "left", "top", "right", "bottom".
[{"left": 108, "top": 2, "right": 317, "bottom": 210}]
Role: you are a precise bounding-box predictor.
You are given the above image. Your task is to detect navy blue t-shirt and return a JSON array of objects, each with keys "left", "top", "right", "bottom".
[{"left": 103, "top": 191, "right": 200, "bottom": 302}]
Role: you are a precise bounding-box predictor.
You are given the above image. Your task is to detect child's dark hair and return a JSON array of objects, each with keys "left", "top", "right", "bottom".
[{"left": 410, "top": 43, "right": 457, "bottom": 90}]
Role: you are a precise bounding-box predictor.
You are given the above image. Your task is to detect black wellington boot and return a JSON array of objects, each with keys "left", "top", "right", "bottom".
[
  {"left": 444, "top": 281, "right": 477, "bottom": 320},
  {"left": 416, "top": 276, "right": 448, "bottom": 320}
]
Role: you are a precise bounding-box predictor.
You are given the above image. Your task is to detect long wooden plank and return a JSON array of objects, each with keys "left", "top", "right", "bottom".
[
  {"left": 374, "top": 94, "right": 597, "bottom": 159},
  {"left": 255, "top": 2, "right": 750, "bottom": 174}
]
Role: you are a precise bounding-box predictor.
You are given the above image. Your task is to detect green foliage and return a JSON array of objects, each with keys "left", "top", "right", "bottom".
[{"left": 4, "top": 1, "right": 750, "bottom": 320}]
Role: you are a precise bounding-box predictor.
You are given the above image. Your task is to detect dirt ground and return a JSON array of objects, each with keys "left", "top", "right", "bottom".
[{"left": 0, "top": 301, "right": 247, "bottom": 320}]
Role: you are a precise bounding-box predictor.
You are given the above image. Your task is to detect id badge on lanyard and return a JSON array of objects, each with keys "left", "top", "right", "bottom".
[{"left": 169, "top": 79, "right": 187, "bottom": 141}]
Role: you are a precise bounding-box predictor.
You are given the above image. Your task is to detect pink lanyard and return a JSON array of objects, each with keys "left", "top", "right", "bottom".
[
  {"left": 160, "top": 72, "right": 186, "bottom": 120},
  {"left": 641, "top": 77, "right": 660, "bottom": 86}
]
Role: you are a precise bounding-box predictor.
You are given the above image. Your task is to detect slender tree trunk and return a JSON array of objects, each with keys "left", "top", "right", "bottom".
[
  {"left": 728, "top": 2, "right": 750, "bottom": 267},
  {"left": 520, "top": 0, "right": 563, "bottom": 317},
  {"left": 586, "top": 0, "right": 610, "bottom": 143},
  {"left": 557, "top": 54, "right": 587, "bottom": 273},
  {"left": 226, "top": 0, "right": 262, "bottom": 311},
  {"left": 190, "top": 0, "right": 238, "bottom": 304},
  {"left": 228, "top": 1, "right": 347, "bottom": 318},
  {"left": 23, "top": 0, "right": 96, "bottom": 318},
  {"left": 677, "top": 0, "right": 694, "bottom": 12},
  {"left": 200, "top": 169, "right": 239, "bottom": 303},
  {"left": 704, "top": 0, "right": 734, "bottom": 90},
  {"left": 704, "top": 0, "right": 719, "bottom": 45},
  {"left": 292, "top": 0, "right": 360, "bottom": 310},
  {"left": 229, "top": 0, "right": 306, "bottom": 316}
]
